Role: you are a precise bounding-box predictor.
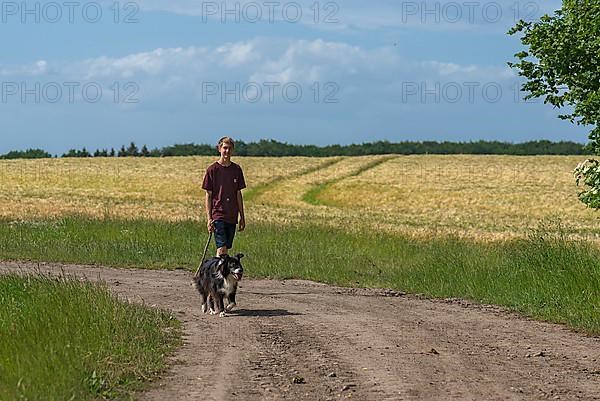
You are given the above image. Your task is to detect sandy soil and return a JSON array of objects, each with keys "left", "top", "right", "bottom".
[{"left": 2, "top": 262, "right": 599, "bottom": 401}]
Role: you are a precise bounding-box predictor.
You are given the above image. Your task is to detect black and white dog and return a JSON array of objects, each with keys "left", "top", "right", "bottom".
[{"left": 193, "top": 254, "right": 244, "bottom": 317}]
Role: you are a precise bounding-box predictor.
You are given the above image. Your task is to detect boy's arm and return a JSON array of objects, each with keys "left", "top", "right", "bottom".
[
  {"left": 237, "top": 190, "right": 245, "bottom": 231},
  {"left": 205, "top": 190, "right": 214, "bottom": 232}
]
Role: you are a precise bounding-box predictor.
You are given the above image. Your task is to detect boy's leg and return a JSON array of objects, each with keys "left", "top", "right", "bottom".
[
  {"left": 224, "top": 222, "right": 238, "bottom": 311},
  {"left": 225, "top": 222, "right": 237, "bottom": 251},
  {"left": 213, "top": 221, "right": 237, "bottom": 256},
  {"left": 213, "top": 220, "right": 229, "bottom": 256}
]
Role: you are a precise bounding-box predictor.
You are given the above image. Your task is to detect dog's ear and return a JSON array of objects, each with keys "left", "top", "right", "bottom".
[{"left": 235, "top": 253, "right": 244, "bottom": 260}]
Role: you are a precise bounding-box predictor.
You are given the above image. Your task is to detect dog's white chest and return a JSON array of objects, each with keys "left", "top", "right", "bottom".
[{"left": 219, "top": 276, "right": 237, "bottom": 295}]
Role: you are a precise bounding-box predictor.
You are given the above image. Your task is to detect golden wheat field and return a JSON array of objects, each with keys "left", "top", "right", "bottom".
[{"left": 0, "top": 155, "right": 598, "bottom": 241}]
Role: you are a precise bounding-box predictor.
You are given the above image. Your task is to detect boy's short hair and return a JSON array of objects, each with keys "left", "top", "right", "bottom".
[{"left": 217, "top": 136, "right": 235, "bottom": 150}]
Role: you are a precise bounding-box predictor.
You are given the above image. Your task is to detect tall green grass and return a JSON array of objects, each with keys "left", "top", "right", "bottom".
[
  {"left": 0, "top": 216, "right": 598, "bottom": 334},
  {"left": 0, "top": 272, "right": 181, "bottom": 401}
]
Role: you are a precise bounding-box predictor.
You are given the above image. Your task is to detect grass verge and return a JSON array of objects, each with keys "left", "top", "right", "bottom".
[
  {"left": 0, "top": 216, "right": 598, "bottom": 334},
  {"left": 0, "top": 272, "right": 181, "bottom": 401}
]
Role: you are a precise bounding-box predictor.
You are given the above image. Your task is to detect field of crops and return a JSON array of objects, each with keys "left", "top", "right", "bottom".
[
  {"left": 0, "top": 156, "right": 323, "bottom": 221},
  {"left": 1, "top": 155, "right": 597, "bottom": 241}
]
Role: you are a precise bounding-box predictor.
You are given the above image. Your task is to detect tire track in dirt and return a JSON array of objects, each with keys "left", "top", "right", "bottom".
[
  {"left": 2, "top": 262, "right": 599, "bottom": 401},
  {"left": 301, "top": 155, "right": 398, "bottom": 206},
  {"left": 244, "top": 157, "right": 344, "bottom": 203}
]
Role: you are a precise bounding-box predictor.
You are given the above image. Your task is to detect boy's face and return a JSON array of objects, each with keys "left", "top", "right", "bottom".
[{"left": 219, "top": 143, "right": 233, "bottom": 160}]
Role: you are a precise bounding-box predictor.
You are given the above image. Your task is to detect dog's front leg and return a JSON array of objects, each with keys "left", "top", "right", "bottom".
[
  {"left": 208, "top": 294, "right": 217, "bottom": 315},
  {"left": 216, "top": 294, "right": 226, "bottom": 317},
  {"left": 226, "top": 292, "right": 237, "bottom": 311}
]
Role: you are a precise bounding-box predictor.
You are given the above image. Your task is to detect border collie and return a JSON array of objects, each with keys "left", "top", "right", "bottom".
[{"left": 193, "top": 254, "right": 244, "bottom": 317}]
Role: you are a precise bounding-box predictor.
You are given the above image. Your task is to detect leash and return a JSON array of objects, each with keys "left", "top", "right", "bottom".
[{"left": 194, "top": 231, "right": 213, "bottom": 278}]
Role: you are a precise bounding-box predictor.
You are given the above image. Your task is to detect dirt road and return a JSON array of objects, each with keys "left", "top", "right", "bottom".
[{"left": 3, "top": 262, "right": 599, "bottom": 401}]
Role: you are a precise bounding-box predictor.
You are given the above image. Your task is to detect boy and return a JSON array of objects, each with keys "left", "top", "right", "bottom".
[{"left": 202, "top": 136, "right": 246, "bottom": 256}]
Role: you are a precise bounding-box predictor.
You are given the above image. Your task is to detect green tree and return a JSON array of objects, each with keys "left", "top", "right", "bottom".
[
  {"left": 508, "top": 0, "right": 600, "bottom": 208},
  {"left": 0, "top": 148, "right": 51, "bottom": 159},
  {"left": 61, "top": 148, "right": 90, "bottom": 158},
  {"left": 62, "top": 149, "right": 78, "bottom": 158},
  {"left": 126, "top": 142, "right": 139, "bottom": 157}
]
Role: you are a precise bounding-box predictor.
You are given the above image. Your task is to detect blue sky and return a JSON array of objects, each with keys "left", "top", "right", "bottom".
[{"left": 0, "top": 0, "right": 589, "bottom": 154}]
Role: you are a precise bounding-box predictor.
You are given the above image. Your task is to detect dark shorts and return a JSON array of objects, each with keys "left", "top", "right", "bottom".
[{"left": 213, "top": 220, "right": 236, "bottom": 249}]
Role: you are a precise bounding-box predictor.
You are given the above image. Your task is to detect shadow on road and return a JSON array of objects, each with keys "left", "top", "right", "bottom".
[
  {"left": 243, "top": 291, "right": 312, "bottom": 296},
  {"left": 230, "top": 308, "right": 302, "bottom": 317}
]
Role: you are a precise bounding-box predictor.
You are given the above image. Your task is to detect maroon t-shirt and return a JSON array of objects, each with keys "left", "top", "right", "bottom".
[{"left": 202, "top": 161, "right": 246, "bottom": 224}]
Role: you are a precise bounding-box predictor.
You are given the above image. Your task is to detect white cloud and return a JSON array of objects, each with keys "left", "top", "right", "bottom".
[
  {"left": 60, "top": 40, "right": 263, "bottom": 80},
  {"left": 0, "top": 38, "right": 517, "bottom": 87},
  {"left": 425, "top": 61, "right": 478, "bottom": 76},
  {"left": 2, "top": 37, "right": 519, "bottom": 108},
  {"left": 421, "top": 60, "right": 516, "bottom": 80},
  {"left": 72, "top": 47, "right": 210, "bottom": 79},
  {"left": 250, "top": 39, "right": 400, "bottom": 83},
  {"left": 217, "top": 41, "right": 259, "bottom": 68},
  {"left": 45, "top": 38, "right": 399, "bottom": 86},
  {"left": 0, "top": 60, "right": 48, "bottom": 76}
]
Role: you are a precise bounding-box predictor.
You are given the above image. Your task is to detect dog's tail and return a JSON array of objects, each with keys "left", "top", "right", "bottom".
[{"left": 191, "top": 272, "right": 201, "bottom": 290}]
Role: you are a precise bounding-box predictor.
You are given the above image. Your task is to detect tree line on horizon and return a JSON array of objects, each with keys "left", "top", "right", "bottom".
[{"left": 0, "top": 139, "right": 593, "bottom": 160}]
